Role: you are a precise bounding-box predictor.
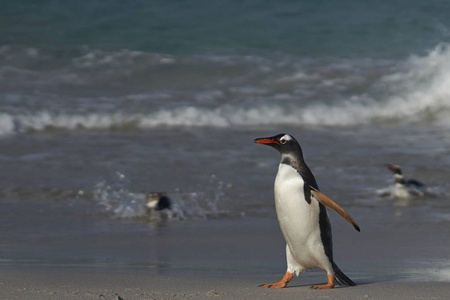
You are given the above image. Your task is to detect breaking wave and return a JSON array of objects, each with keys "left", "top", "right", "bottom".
[{"left": 1, "top": 44, "right": 450, "bottom": 135}]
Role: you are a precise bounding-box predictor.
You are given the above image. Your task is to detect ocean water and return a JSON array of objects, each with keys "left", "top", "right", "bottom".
[{"left": 1, "top": 0, "right": 450, "bottom": 282}]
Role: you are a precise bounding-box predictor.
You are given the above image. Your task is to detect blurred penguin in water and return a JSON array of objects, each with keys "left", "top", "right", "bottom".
[
  {"left": 146, "top": 192, "right": 172, "bottom": 212},
  {"left": 385, "top": 164, "right": 427, "bottom": 198}
]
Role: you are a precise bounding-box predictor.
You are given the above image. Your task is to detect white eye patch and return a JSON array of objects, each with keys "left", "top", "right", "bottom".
[{"left": 280, "top": 134, "right": 293, "bottom": 144}]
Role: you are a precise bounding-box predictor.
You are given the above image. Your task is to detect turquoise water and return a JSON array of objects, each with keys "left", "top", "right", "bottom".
[
  {"left": 2, "top": 1, "right": 450, "bottom": 133},
  {"left": 2, "top": 1, "right": 450, "bottom": 58}
]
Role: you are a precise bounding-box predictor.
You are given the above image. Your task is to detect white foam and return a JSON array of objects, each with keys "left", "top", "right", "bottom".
[
  {"left": 0, "top": 111, "right": 139, "bottom": 135},
  {"left": 139, "top": 107, "right": 230, "bottom": 128},
  {"left": 72, "top": 49, "right": 176, "bottom": 69},
  {"left": 0, "top": 113, "right": 15, "bottom": 136},
  {"left": 1, "top": 44, "right": 450, "bottom": 135},
  {"left": 288, "top": 43, "right": 450, "bottom": 126}
]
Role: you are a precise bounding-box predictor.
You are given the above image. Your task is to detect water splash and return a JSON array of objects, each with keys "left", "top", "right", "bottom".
[
  {"left": 93, "top": 172, "right": 232, "bottom": 221},
  {"left": 94, "top": 172, "right": 147, "bottom": 219}
]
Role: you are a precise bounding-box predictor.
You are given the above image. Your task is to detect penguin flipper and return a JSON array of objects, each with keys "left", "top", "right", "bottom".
[{"left": 310, "top": 187, "right": 360, "bottom": 232}]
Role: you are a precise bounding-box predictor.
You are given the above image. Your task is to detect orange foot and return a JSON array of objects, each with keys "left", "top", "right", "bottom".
[
  {"left": 311, "top": 274, "right": 335, "bottom": 289},
  {"left": 260, "top": 272, "right": 294, "bottom": 288}
]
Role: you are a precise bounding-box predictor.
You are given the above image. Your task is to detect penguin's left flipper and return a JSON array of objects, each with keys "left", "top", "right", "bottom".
[{"left": 310, "top": 187, "right": 360, "bottom": 232}]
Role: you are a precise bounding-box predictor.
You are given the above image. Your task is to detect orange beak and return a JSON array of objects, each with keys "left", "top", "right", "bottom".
[{"left": 254, "top": 138, "right": 279, "bottom": 145}]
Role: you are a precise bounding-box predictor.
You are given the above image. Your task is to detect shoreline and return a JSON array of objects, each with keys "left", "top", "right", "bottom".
[
  {"left": 1, "top": 215, "right": 450, "bottom": 299},
  {"left": 1, "top": 265, "right": 450, "bottom": 300}
]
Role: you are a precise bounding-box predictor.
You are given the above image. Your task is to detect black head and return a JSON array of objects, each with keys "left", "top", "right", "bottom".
[
  {"left": 254, "top": 133, "right": 318, "bottom": 189},
  {"left": 254, "top": 133, "right": 303, "bottom": 157},
  {"left": 388, "top": 164, "right": 403, "bottom": 175}
]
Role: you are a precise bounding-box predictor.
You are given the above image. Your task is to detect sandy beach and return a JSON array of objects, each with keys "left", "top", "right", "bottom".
[
  {"left": 2, "top": 267, "right": 450, "bottom": 300},
  {"left": 2, "top": 215, "right": 450, "bottom": 300}
]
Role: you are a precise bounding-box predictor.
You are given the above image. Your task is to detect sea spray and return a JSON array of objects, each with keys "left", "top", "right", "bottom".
[
  {"left": 93, "top": 172, "right": 232, "bottom": 221},
  {"left": 94, "top": 172, "right": 147, "bottom": 219}
]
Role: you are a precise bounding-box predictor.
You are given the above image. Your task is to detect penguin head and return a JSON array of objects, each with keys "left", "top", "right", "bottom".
[
  {"left": 388, "top": 164, "right": 406, "bottom": 184},
  {"left": 388, "top": 164, "right": 403, "bottom": 175},
  {"left": 255, "top": 133, "right": 317, "bottom": 185},
  {"left": 254, "top": 133, "right": 303, "bottom": 156}
]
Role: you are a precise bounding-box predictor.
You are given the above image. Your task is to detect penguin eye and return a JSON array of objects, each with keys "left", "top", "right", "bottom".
[{"left": 280, "top": 138, "right": 286, "bottom": 144}]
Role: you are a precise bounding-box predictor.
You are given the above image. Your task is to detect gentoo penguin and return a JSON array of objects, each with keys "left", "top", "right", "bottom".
[
  {"left": 387, "top": 164, "right": 426, "bottom": 197},
  {"left": 146, "top": 192, "right": 172, "bottom": 212},
  {"left": 254, "top": 133, "right": 360, "bottom": 289}
]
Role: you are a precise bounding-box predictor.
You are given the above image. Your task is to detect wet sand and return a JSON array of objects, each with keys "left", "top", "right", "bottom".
[
  {"left": 1, "top": 267, "right": 450, "bottom": 300},
  {"left": 1, "top": 212, "right": 450, "bottom": 299}
]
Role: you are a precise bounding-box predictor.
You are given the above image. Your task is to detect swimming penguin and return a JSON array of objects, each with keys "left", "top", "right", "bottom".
[
  {"left": 146, "top": 192, "right": 172, "bottom": 212},
  {"left": 254, "top": 133, "right": 360, "bottom": 289},
  {"left": 387, "top": 164, "right": 426, "bottom": 197}
]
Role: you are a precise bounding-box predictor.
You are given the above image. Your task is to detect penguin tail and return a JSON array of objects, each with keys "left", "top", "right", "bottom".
[{"left": 333, "top": 263, "right": 356, "bottom": 286}]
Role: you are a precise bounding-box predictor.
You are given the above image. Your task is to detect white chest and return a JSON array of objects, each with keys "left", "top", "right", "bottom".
[
  {"left": 392, "top": 183, "right": 411, "bottom": 198},
  {"left": 274, "top": 164, "right": 321, "bottom": 244}
]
